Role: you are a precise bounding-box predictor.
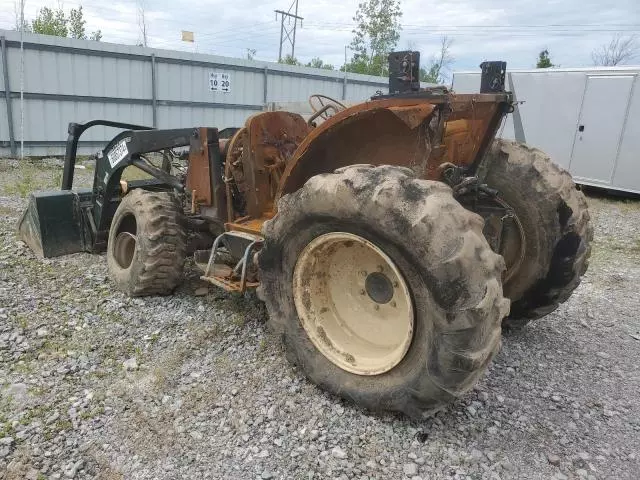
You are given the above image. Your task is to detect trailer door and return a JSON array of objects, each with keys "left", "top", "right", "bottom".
[{"left": 569, "top": 75, "right": 634, "bottom": 185}]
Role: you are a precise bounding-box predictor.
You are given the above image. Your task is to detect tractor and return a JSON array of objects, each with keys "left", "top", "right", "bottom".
[{"left": 18, "top": 52, "right": 592, "bottom": 418}]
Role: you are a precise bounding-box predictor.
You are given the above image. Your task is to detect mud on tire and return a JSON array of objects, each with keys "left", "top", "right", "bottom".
[
  {"left": 483, "top": 139, "right": 593, "bottom": 328},
  {"left": 258, "top": 165, "right": 510, "bottom": 419},
  {"left": 107, "top": 189, "right": 186, "bottom": 296}
]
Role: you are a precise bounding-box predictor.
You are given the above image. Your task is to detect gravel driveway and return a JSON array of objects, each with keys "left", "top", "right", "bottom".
[{"left": 1, "top": 158, "right": 639, "bottom": 480}]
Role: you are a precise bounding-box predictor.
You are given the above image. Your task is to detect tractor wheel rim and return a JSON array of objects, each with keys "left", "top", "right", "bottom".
[
  {"left": 113, "top": 232, "right": 137, "bottom": 269},
  {"left": 293, "top": 232, "right": 414, "bottom": 376}
]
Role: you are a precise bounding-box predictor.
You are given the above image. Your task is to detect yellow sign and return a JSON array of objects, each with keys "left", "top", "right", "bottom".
[{"left": 182, "top": 31, "right": 194, "bottom": 43}]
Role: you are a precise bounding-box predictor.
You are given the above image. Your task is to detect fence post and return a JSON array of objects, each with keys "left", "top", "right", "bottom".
[
  {"left": 263, "top": 66, "right": 268, "bottom": 104},
  {"left": 151, "top": 53, "right": 157, "bottom": 128},
  {"left": 342, "top": 72, "right": 347, "bottom": 101},
  {"left": 1, "top": 36, "right": 17, "bottom": 156}
]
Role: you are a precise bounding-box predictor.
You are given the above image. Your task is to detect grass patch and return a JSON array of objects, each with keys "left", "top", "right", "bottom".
[
  {"left": 1, "top": 421, "right": 16, "bottom": 438},
  {"left": 52, "top": 418, "right": 73, "bottom": 432},
  {"left": 121, "top": 166, "right": 153, "bottom": 181},
  {"left": 18, "top": 404, "right": 52, "bottom": 426},
  {"left": 16, "top": 314, "right": 29, "bottom": 329},
  {"left": 585, "top": 193, "right": 640, "bottom": 213},
  {"left": 2, "top": 172, "right": 36, "bottom": 197},
  {"left": 591, "top": 235, "right": 640, "bottom": 265},
  {"left": 79, "top": 405, "right": 105, "bottom": 420},
  {"left": 0, "top": 160, "right": 77, "bottom": 197},
  {"left": 0, "top": 205, "right": 17, "bottom": 215},
  {"left": 12, "top": 361, "right": 35, "bottom": 374}
]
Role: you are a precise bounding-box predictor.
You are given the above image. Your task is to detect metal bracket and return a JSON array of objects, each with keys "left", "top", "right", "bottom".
[{"left": 201, "top": 231, "right": 264, "bottom": 293}]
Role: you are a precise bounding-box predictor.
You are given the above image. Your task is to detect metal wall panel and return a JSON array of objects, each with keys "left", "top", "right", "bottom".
[
  {"left": 0, "top": 29, "right": 389, "bottom": 157},
  {"left": 452, "top": 67, "right": 640, "bottom": 194},
  {"left": 611, "top": 75, "right": 640, "bottom": 194}
]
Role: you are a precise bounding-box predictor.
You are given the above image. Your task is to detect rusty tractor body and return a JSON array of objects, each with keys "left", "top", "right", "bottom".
[{"left": 18, "top": 53, "right": 592, "bottom": 417}]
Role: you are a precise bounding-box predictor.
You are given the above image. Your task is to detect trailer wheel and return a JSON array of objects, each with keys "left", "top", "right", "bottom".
[
  {"left": 107, "top": 189, "right": 186, "bottom": 296},
  {"left": 258, "top": 165, "right": 509, "bottom": 418},
  {"left": 482, "top": 139, "right": 593, "bottom": 328}
]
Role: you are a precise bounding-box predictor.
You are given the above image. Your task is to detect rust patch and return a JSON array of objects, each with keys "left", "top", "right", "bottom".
[
  {"left": 185, "top": 127, "right": 213, "bottom": 206},
  {"left": 388, "top": 104, "right": 436, "bottom": 129}
]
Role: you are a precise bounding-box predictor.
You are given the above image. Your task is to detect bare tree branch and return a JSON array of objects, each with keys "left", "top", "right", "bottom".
[
  {"left": 591, "top": 34, "right": 638, "bottom": 66},
  {"left": 420, "top": 36, "right": 454, "bottom": 84},
  {"left": 137, "top": 0, "right": 148, "bottom": 47}
]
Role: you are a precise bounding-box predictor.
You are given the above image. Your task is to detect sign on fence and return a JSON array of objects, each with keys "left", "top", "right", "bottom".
[{"left": 209, "top": 72, "right": 231, "bottom": 93}]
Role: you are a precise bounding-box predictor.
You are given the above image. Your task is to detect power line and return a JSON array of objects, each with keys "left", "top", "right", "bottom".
[{"left": 305, "top": 21, "right": 640, "bottom": 29}]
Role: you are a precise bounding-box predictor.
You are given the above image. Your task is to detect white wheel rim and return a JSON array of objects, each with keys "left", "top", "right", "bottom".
[{"left": 293, "top": 232, "right": 414, "bottom": 376}]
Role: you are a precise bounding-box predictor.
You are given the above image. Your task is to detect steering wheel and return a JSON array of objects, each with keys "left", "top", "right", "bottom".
[{"left": 308, "top": 94, "right": 347, "bottom": 122}]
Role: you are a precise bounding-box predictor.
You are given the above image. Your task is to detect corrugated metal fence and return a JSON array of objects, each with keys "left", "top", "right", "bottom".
[{"left": 0, "top": 29, "right": 389, "bottom": 157}]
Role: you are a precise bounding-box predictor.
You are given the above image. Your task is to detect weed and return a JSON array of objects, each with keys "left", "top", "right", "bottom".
[
  {"left": 53, "top": 419, "right": 73, "bottom": 432},
  {"left": 1, "top": 421, "right": 16, "bottom": 438},
  {"left": 13, "top": 361, "right": 35, "bottom": 374},
  {"left": 52, "top": 170, "right": 63, "bottom": 188},
  {"left": 16, "top": 314, "right": 29, "bottom": 329},
  {"left": 79, "top": 406, "right": 105, "bottom": 420}
]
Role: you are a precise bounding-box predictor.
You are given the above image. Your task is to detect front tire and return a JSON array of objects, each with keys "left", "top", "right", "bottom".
[
  {"left": 107, "top": 189, "right": 186, "bottom": 296},
  {"left": 258, "top": 165, "right": 509, "bottom": 418}
]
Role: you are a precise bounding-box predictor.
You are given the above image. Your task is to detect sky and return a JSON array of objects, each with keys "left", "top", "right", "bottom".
[{"left": 1, "top": 0, "right": 639, "bottom": 76}]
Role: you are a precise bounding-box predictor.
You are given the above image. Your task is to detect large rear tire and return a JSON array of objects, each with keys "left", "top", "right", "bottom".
[
  {"left": 482, "top": 140, "right": 593, "bottom": 328},
  {"left": 258, "top": 165, "right": 509, "bottom": 418},
  {"left": 107, "top": 189, "right": 186, "bottom": 296}
]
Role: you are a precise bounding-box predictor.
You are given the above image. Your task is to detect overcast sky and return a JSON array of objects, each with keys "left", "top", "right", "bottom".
[{"left": 1, "top": 0, "right": 638, "bottom": 75}]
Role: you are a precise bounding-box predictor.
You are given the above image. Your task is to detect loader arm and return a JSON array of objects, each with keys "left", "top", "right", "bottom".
[{"left": 19, "top": 121, "right": 223, "bottom": 257}]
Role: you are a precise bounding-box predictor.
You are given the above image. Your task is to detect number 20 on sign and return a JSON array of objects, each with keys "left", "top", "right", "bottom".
[{"left": 209, "top": 72, "right": 231, "bottom": 93}]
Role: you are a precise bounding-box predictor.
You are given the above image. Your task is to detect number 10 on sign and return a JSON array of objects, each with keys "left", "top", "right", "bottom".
[{"left": 209, "top": 72, "right": 231, "bottom": 93}]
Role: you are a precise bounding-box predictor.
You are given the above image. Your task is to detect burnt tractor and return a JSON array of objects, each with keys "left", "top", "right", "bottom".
[{"left": 18, "top": 53, "right": 592, "bottom": 418}]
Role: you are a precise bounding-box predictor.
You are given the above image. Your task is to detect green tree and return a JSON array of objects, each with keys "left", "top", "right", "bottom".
[
  {"left": 68, "top": 7, "right": 86, "bottom": 39},
  {"left": 345, "top": 0, "right": 402, "bottom": 76},
  {"left": 306, "top": 57, "right": 335, "bottom": 70},
  {"left": 279, "top": 54, "right": 301, "bottom": 66},
  {"left": 419, "top": 36, "right": 454, "bottom": 84},
  {"left": 536, "top": 49, "right": 555, "bottom": 68},
  {"left": 31, "top": 7, "right": 68, "bottom": 37},
  {"left": 29, "top": 6, "right": 101, "bottom": 41}
]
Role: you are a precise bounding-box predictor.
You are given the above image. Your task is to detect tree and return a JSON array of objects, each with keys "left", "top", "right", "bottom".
[
  {"left": 246, "top": 48, "right": 257, "bottom": 61},
  {"left": 279, "top": 54, "right": 301, "bottom": 66},
  {"left": 345, "top": 0, "right": 402, "bottom": 76},
  {"left": 420, "top": 36, "right": 454, "bottom": 84},
  {"left": 24, "top": 5, "right": 101, "bottom": 41},
  {"left": 592, "top": 34, "right": 638, "bottom": 66},
  {"left": 536, "top": 49, "right": 555, "bottom": 68},
  {"left": 68, "top": 7, "right": 86, "bottom": 39},
  {"left": 306, "top": 57, "right": 335, "bottom": 70},
  {"left": 31, "top": 7, "right": 68, "bottom": 37}
]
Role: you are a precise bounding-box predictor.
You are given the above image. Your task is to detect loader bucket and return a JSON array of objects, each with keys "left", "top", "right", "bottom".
[{"left": 17, "top": 189, "right": 92, "bottom": 258}]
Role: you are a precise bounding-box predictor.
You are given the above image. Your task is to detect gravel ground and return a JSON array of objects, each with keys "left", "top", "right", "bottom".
[{"left": 1, "top": 158, "right": 639, "bottom": 480}]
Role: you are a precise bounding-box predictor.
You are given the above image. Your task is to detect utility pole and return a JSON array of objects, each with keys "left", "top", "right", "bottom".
[
  {"left": 275, "top": 0, "right": 303, "bottom": 62},
  {"left": 19, "top": 0, "right": 24, "bottom": 160}
]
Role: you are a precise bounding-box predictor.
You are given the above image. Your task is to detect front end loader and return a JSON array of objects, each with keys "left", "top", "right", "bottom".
[{"left": 18, "top": 52, "right": 592, "bottom": 418}]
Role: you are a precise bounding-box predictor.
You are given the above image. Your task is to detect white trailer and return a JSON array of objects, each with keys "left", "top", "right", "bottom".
[{"left": 452, "top": 66, "right": 640, "bottom": 195}]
